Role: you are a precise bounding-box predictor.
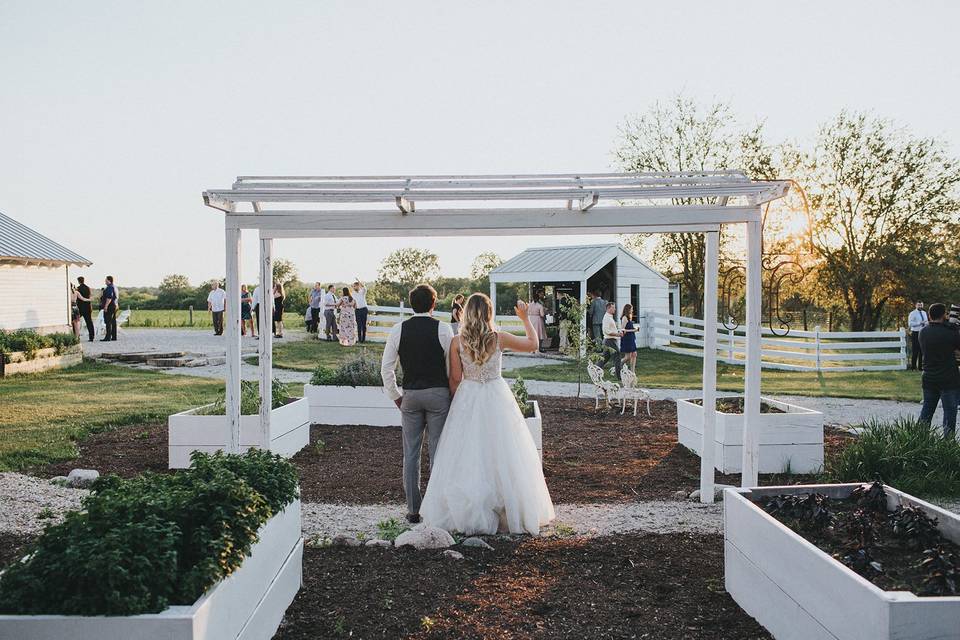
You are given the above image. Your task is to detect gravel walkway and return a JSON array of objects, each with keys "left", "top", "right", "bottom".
[{"left": 0, "top": 473, "right": 87, "bottom": 534}]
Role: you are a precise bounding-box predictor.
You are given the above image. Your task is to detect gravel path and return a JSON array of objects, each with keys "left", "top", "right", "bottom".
[{"left": 0, "top": 473, "right": 87, "bottom": 534}]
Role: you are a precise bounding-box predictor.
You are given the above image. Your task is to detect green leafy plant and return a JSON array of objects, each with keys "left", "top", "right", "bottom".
[
  {"left": 0, "top": 450, "right": 298, "bottom": 616},
  {"left": 511, "top": 376, "right": 534, "bottom": 418},
  {"left": 311, "top": 349, "right": 384, "bottom": 387},
  {"left": 0, "top": 330, "right": 78, "bottom": 362},
  {"left": 200, "top": 378, "right": 292, "bottom": 415},
  {"left": 376, "top": 517, "right": 409, "bottom": 542}
]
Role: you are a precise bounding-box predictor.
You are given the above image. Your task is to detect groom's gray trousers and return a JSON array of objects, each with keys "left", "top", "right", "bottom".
[{"left": 400, "top": 387, "right": 451, "bottom": 515}]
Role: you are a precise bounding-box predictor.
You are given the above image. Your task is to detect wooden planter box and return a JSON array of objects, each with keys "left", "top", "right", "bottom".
[
  {"left": 724, "top": 484, "right": 960, "bottom": 640},
  {"left": 304, "top": 384, "right": 400, "bottom": 427},
  {"left": 1, "top": 346, "right": 82, "bottom": 376},
  {"left": 526, "top": 400, "right": 542, "bottom": 463},
  {"left": 676, "top": 396, "right": 823, "bottom": 474},
  {"left": 0, "top": 500, "right": 303, "bottom": 640},
  {"left": 168, "top": 398, "right": 310, "bottom": 469}
]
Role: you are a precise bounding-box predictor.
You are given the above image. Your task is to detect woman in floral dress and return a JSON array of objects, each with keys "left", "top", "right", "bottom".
[{"left": 336, "top": 286, "right": 358, "bottom": 346}]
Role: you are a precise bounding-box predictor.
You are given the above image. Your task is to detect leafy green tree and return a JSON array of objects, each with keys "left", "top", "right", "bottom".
[
  {"left": 377, "top": 248, "right": 441, "bottom": 288},
  {"left": 272, "top": 259, "right": 299, "bottom": 286},
  {"left": 469, "top": 252, "right": 503, "bottom": 280},
  {"left": 157, "top": 274, "right": 191, "bottom": 307}
]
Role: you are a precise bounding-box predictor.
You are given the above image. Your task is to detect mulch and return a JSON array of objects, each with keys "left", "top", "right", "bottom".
[
  {"left": 275, "top": 532, "right": 771, "bottom": 640},
  {"left": 35, "top": 396, "right": 854, "bottom": 504},
  {"left": 0, "top": 532, "right": 36, "bottom": 570}
]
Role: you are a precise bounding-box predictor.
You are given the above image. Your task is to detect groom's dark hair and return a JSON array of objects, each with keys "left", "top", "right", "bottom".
[{"left": 409, "top": 284, "right": 437, "bottom": 314}]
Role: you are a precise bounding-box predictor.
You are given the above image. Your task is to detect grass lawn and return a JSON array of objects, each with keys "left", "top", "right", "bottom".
[
  {"left": 0, "top": 361, "right": 223, "bottom": 471},
  {"left": 511, "top": 348, "right": 922, "bottom": 402},
  {"left": 262, "top": 339, "right": 384, "bottom": 372},
  {"left": 125, "top": 309, "right": 302, "bottom": 329}
]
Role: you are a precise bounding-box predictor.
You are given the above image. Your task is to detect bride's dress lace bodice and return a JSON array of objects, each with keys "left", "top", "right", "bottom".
[{"left": 459, "top": 343, "right": 503, "bottom": 383}]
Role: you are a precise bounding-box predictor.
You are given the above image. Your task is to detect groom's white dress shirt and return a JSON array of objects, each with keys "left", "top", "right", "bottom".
[
  {"left": 908, "top": 309, "right": 928, "bottom": 333},
  {"left": 381, "top": 312, "right": 454, "bottom": 402}
]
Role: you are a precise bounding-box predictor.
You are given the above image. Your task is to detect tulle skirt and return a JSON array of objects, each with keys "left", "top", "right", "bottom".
[{"left": 421, "top": 378, "right": 555, "bottom": 535}]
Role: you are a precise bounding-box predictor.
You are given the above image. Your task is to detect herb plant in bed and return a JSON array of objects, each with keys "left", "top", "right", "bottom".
[
  {"left": 0, "top": 450, "right": 302, "bottom": 640},
  {"left": 303, "top": 350, "right": 400, "bottom": 426},
  {"left": 168, "top": 378, "right": 309, "bottom": 468}
]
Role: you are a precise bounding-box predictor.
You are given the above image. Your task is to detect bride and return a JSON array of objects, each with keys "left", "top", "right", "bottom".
[{"left": 420, "top": 293, "right": 555, "bottom": 535}]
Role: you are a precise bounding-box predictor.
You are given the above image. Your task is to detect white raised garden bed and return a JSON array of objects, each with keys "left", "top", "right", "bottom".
[
  {"left": 724, "top": 484, "right": 960, "bottom": 640},
  {"left": 1, "top": 346, "right": 82, "bottom": 376},
  {"left": 676, "top": 396, "right": 823, "bottom": 474},
  {"left": 526, "top": 400, "right": 542, "bottom": 463},
  {"left": 168, "top": 398, "right": 310, "bottom": 469},
  {"left": 304, "top": 384, "right": 399, "bottom": 427},
  {"left": 0, "top": 499, "right": 303, "bottom": 640}
]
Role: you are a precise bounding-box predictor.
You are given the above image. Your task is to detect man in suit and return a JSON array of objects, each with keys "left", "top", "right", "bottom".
[
  {"left": 380, "top": 284, "right": 453, "bottom": 523},
  {"left": 75, "top": 276, "right": 94, "bottom": 341},
  {"left": 589, "top": 289, "right": 607, "bottom": 342},
  {"left": 100, "top": 275, "right": 118, "bottom": 341}
]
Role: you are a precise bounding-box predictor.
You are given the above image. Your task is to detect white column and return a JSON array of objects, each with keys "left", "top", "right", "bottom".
[
  {"left": 579, "top": 278, "right": 588, "bottom": 355},
  {"left": 224, "top": 225, "right": 242, "bottom": 454},
  {"left": 258, "top": 236, "right": 274, "bottom": 451},
  {"left": 741, "top": 217, "right": 763, "bottom": 486},
  {"left": 700, "top": 231, "right": 719, "bottom": 503},
  {"left": 489, "top": 280, "right": 497, "bottom": 316}
]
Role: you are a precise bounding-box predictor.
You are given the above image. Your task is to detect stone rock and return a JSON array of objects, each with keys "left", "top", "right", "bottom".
[
  {"left": 672, "top": 489, "right": 688, "bottom": 500},
  {"left": 689, "top": 485, "right": 736, "bottom": 501},
  {"left": 49, "top": 476, "right": 69, "bottom": 487},
  {"left": 461, "top": 537, "right": 494, "bottom": 551},
  {"left": 66, "top": 469, "right": 99, "bottom": 489},
  {"left": 331, "top": 534, "right": 361, "bottom": 547},
  {"left": 395, "top": 525, "right": 455, "bottom": 550},
  {"left": 443, "top": 550, "right": 464, "bottom": 561},
  {"left": 365, "top": 538, "right": 393, "bottom": 548}
]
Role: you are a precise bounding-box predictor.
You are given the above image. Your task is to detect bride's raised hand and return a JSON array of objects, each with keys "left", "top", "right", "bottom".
[{"left": 515, "top": 300, "right": 529, "bottom": 320}]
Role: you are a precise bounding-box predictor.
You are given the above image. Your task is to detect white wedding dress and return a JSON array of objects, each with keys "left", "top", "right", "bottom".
[{"left": 420, "top": 340, "right": 555, "bottom": 535}]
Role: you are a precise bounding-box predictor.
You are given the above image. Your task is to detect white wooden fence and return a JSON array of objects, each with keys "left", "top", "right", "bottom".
[
  {"left": 364, "top": 304, "right": 524, "bottom": 342},
  {"left": 645, "top": 311, "right": 907, "bottom": 372}
]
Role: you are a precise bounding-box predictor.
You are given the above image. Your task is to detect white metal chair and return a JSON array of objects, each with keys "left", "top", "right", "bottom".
[
  {"left": 618, "top": 368, "right": 652, "bottom": 417},
  {"left": 587, "top": 361, "right": 620, "bottom": 409}
]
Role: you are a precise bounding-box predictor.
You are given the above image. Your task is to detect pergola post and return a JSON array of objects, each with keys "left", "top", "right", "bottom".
[
  {"left": 258, "top": 235, "right": 274, "bottom": 451},
  {"left": 741, "top": 217, "right": 763, "bottom": 486},
  {"left": 699, "top": 230, "right": 719, "bottom": 503},
  {"left": 489, "top": 280, "right": 497, "bottom": 316},
  {"left": 224, "top": 225, "right": 242, "bottom": 454}
]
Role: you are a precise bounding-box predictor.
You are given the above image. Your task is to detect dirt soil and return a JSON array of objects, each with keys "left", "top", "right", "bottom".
[
  {"left": 275, "top": 532, "right": 771, "bottom": 640},
  {"left": 35, "top": 396, "right": 853, "bottom": 504}
]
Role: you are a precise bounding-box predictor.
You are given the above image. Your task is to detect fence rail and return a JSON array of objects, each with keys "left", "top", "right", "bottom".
[
  {"left": 364, "top": 304, "right": 524, "bottom": 342},
  {"left": 646, "top": 311, "right": 907, "bottom": 372}
]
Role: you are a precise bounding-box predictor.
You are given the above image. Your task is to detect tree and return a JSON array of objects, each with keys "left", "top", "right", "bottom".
[
  {"left": 469, "top": 252, "right": 503, "bottom": 280},
  {"left": 272, "top": 259, "right": 299, "bottom": 286},
  {"left": 796, "top": 112, "right": 960, "bottom": 330},
  {"left": 377, "top": 248, "right": 441, "bottom": 286},
  {"left": 157, "top": 274, "right": 191, "bottom": 307},
  {"left": 614, "top": 95, "right": 777, "bottom": 317}
]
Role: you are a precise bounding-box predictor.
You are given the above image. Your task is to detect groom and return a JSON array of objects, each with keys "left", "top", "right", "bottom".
[{"left": 380, "top": 284, "right": 454, "bottom": 523}]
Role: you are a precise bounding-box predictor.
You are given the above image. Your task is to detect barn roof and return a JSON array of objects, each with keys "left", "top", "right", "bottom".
[
  {"left": 0, "top": 210, "right": 92, "bottom": 266},
  {"left": 489, "top": 243, "right": 666, "bottom": 283}
]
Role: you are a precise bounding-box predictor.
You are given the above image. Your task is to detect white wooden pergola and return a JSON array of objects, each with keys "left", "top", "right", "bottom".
[{"left": 203, "top": 171, "right": 790, "bottom": 502}]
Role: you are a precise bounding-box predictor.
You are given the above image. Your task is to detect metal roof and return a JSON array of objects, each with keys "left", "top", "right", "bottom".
[
  {"left": 490, "top": 243, "right": 664, "bottom": 282},
  {"left": 0, "top": 210, "right": 92, "bottom": 266}
]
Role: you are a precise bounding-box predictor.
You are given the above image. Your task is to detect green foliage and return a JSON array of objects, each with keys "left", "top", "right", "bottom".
[
  {"left": 469, "top": 252, "right": 503, "bottom": 280},
  {"left": 377, "top": 247, "right": 440, "bottom": 288},
  {"left": 310, "top": 349, "right": 384, "bottom": 387},
  {"left": 0, "top": 451, "right": 298, "bottom": 615},
  {"left": 200, "top": 378, "right": 292, "bottom": 415},
  {"left": 825, "top": 418, "right": 960, "bottom": 498},
  {"left": 511, "top": 376, "right": 533, "bottom": 418},
  {"left": 376, "top": 517, "right": 410, "bottom": 542},
  {"left": 0, "top": 330, "right": 78, "bottom": 361},
  {"left": 272, "top": 258, "right": 299, "bottom": 286}
]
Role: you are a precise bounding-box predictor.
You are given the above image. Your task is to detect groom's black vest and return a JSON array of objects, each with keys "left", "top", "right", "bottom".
[{"left": 399, "top": 316, "right": 448, "bottom": 391}]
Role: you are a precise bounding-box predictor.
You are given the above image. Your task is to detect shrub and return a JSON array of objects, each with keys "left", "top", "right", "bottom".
[
  {"left": 0, "top": 450, "right": 298, "bottom": 616},
  {"left": 0, "top": 330, "right": 78, "bottom": 361},
  {"left": 825, "top": 417, "right": 960, "bottom": 498},
  {"left": 511, "top": 376, "right": 533, "bottom": 418},
  {"left": 200, "top": 378, "right": 292, "bottom": 415},
  {"left": 311, "top": 349, "right": 384, "bottom": 387}
]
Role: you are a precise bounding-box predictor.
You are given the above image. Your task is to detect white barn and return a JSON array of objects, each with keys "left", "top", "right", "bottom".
[
  {"left": 489, "top": 243, "right": 675, "bottom": 347},
  {"left": 0, "top": 211, "right": 91, "bottom": 333}
]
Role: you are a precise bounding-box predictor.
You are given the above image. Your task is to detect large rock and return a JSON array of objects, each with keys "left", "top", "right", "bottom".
[
  {"left": 461, "top": 537, "right": 494, "bottom": 551},
  {"left": 443, "top": 550, "right": 464, "bottom": 561},
  {"left": 66, "top": 469, "right": 99, "bottom": 489},
  {"left": 365, "top": 538, "right": 393, "bottom": 548},
  {"left": 331, "top": 535, "right": 361, "bottom": 547},
  {"left": 395, "top": 525, "right": 455, "bottom": 550}
]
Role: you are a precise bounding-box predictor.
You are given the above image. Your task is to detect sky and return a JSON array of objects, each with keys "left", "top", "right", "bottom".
[{"left": 2, "top": 1, "right": 958, "bottom": 287}]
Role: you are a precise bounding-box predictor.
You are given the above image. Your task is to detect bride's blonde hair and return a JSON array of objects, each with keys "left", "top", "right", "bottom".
[{"left": 459, "top": 293, "right": 498, "bottom": 365}]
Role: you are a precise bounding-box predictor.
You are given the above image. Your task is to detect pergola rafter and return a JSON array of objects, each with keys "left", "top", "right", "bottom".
[{"left": 204, "top": 171, "right": 790, "bottom": 503}]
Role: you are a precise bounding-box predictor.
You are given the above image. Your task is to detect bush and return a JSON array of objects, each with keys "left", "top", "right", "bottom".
[
  {"left": 825, "top": 417, "right": 960, "bottom": 498},
  {"left": 0, "top": 450, "right": 298, "bottom": 616},
  {"left": 0, "top": 330, "right": 78, "bottom": 361},
  {"left": 512, "top": 376, "right": 533, "bottom": 418},
  {"left": 310, "top": 349, "right": 384, "bottom": 387},
  {"left": 200, "top": 378, "right": 292, "bottom": 415}
]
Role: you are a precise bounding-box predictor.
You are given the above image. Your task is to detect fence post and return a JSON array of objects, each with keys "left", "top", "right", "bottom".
[
  {"left": 188, "top": 305, "right": 193, "bottom": 326},
  {"left": 814, "top": 325, "right": 821, "bottom": 372},
  {"left": 399, "top": 301, "right": 405, "bottom": 321},
  {"left": 898, "top": 327, "right": 907, "bottom": 369}
]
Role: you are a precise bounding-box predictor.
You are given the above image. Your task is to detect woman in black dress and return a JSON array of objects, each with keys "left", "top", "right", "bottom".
[
  {"left": 450, "top": 294, "right": 465, "bottom": 334},
  {"left": 273, "top": 282, "right": 285, "bottom": 338}
]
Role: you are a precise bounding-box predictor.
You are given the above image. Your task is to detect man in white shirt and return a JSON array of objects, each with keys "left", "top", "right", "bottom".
[
  {"left": 600, "top": 301, "right": 623, "bottom": 380},
  {"left": 322, "top": 285, "right": 339, "bottom": 342},
  {"left": 353, "top": 280, "right": 369, "bottom": 343},
  {"left": 207, "top": 281, "right": 227, "bottom": 336},
  {"left": 251, "top": 285, "right": 262, "bottom": 336},
  {"left": 909, "top": 301, "right": 929, "bottom": 370},
  {"left": 380, "top": 284, "right": 453, "bottom": 523}
]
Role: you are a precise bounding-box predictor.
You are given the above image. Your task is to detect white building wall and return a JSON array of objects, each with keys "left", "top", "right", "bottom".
[
  {"left": 615, "top": 249, "right": 669, "bottom": 347},
  {"left": 0, "top": 263, "right": 69, "bottom": 332}
]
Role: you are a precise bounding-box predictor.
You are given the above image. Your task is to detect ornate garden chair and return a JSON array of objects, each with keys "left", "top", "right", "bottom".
[
  {"left": 587, "top": 361, "right": 620, "bottom": 409},
  {"left": 618, "top": 368, "right": 652, "bottom": 417}
]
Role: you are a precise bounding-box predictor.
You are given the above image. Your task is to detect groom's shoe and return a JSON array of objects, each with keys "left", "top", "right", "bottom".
[{"left": 406, "top": 513, "right": 421, "bottom": 524}]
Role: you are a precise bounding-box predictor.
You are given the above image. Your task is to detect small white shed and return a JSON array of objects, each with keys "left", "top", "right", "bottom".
[
  {"left": 489, "top": 243, "right": 672, "bottom": 347},
  {"left": 0, "top": 211, "right": 92, "bottom": 333}
]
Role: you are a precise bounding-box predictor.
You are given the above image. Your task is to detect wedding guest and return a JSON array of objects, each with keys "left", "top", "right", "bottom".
[
  {"left": 918, "top": 303, "right": 960, "bottom": 439},
  {"left": 908, "top": 301, "right": 928, "bottom": 370},
  {"left": 558, "top": 292, "right": 573, "bottom": 352},
  {"left": 273, "top": 282, "right": 286, "bottom": 339},
  {"left": 323, "top": 285, "right": 339, "bottom": 341},
  {"left": 590, "top": 290, "right": 606, "bottom": 342},
  {"left": 75, "top": 277, "right": 94, "bottom": 341},
  {"left": 69, "top": 284, "right": 81, "bottom": 339},
  {"left": 207, "top": 281, "right": 227, "bottom": 336},
  {"left": 450, "top": 294, "right": 465, "bottom": 334},
  {"left": 100, "top": 275, "right": 118, "bottom": 341},
  {"left": 251, "top": 283, "right": 262, "bottom": 336},
  {"left": 353, "top": 280, "right": 369, "bottom": 343},
  {"left": 337, "top": 286, "right": 358, "bottom": 346},
  {"left": 528, "top": 293, "right": 547, "bottom": 352},
  {"left": 240, "top": 284, "right": 255, "bottom": 337},
  {"left": 620, "top": 304, "right": 638, "bottom": 372},
  {"left": 309, "top": 282, "right": 324, "bottom": 333},
  {"left": 600, "top": 301, "right": 623, "bottom": 380}
]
